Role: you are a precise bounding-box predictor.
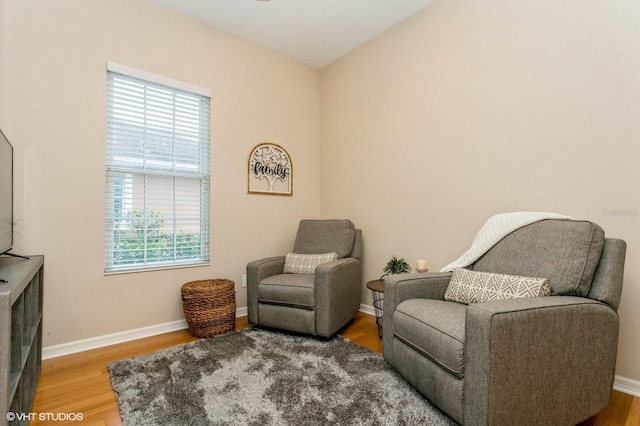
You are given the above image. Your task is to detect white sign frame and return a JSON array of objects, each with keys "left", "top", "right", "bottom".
[{"left": 247, "top": 143, "right": 293, "bottom": 196}]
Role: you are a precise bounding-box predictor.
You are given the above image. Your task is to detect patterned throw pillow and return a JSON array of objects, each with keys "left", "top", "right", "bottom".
[
  {"left": 284, "top": 252, "right": 338, "bottom": 274},
  {"left": 444, "top": 268, "right": 551, "bottom": 305}
]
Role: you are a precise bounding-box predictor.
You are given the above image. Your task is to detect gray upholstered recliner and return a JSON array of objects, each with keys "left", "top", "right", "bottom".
[
  {"left": 247, "top": 219, "right": 362, "bottom": 337},
  {"left": 383, "top": 219, "right": 626, "bottom": 425}
]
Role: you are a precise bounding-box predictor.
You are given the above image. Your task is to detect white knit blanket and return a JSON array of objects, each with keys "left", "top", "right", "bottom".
[{"left": 440, "top": 212, "right": 574, "bottom": 272}]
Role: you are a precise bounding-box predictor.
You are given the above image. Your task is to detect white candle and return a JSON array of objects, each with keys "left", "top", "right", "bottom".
[{"left": 417, "top": 260, "right": 428, "bottom": 271}]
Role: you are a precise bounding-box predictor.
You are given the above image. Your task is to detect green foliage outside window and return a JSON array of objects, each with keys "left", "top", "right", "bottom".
[{"left": 113, "top": 210, "right": 202, "bottom": 266}]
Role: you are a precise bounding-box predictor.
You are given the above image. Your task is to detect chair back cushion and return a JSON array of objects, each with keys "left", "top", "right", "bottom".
[
  {"left": 472, "top": 219, "right": 604, "bottom": 296},
  {"left": 293, "top": 219, "right": 356, "bottom": 259}
]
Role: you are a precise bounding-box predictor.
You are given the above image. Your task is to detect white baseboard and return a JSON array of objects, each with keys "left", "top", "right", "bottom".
[
  {"left": 359, "top": 304, "right": 375, "bottom": 316},
  {"left": 42, "top": 304, "right": 640, "bottom": 399},
  {"left": 42, "top": 307, "right": 248, "bottom": 360},
  {"left": 613, "top": 375, "right": 640, "bottom": 397},
  {"left": 44, "top": 305, "right": 361, "bottom": 360}
]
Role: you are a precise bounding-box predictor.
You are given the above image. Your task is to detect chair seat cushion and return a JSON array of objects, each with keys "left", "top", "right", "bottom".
[
  {"left": 393, "top": 299, "right": 467, "bottom": 378},
  {"left": 258, "top": 274, "right": 315, "bottom": 309}
]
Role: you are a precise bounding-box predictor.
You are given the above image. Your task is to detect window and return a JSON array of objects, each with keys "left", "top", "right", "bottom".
[{"left": 105, "top": 63, "right": 211, "bottom": 273}]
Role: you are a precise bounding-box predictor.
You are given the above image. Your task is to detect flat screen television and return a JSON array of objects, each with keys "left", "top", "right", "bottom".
[{"left": 0, "top": 129, "right": 13, "bottom": 256}]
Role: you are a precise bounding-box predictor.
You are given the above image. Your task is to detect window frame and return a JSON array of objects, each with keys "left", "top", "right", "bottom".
[{"left": 104, "top": 62, "right": 212, "bottom": 274}]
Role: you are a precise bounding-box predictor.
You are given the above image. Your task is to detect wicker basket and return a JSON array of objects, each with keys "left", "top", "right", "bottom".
[{"left": 181, "top": 279, "right": 236, "bottom": 338}]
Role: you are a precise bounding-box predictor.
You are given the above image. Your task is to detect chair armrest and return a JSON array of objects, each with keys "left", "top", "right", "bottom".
[
  {"left": 464, "top": 296, "right": 619, "bottom": 425},
  {"left": 247, "top": 256, "right": 285, "bottom": 282},
  {"left": 314, "top": 258, "right": 362, "bottom": 337},
  {"left": 382, "top": 272, "right": 453, "bottom": 360},
  {"left": 315, "top": 257, "right": 360, "bottom": 277},
  {"left": 384, "top": 272, "right": 453, "bottom": 305},
  {"left": 246, "top": 256, "right": 285, "bottom": 325}
]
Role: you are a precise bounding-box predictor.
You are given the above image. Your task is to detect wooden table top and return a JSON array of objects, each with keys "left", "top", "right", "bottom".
[{"left": 366, "top": 279, "right": 384, "bottom": 293}]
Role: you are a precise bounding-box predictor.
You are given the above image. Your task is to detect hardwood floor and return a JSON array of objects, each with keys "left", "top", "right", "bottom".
[{"left": 30, "top": 312, "right": 637, "bottom": 425}]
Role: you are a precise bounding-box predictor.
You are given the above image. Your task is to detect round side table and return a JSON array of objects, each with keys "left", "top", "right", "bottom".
[{"left": 366, "top": 279, "right": 384, "bottom": 339}]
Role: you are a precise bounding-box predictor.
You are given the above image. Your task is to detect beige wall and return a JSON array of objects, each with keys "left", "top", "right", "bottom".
[
  {"left": 320, "top": 0, "right": 640, "bottom": 381},
  {"left": 1, "top": 0, "right": 639, "bottom": 385},
  {"left": 0, "top": 0, "right": 321, "bottom": 345},
  {"left": 0, "top": 1, "right": 3, "bottom": 121}
]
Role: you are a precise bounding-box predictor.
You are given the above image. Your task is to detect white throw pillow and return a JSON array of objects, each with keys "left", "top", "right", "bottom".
[
  {"left": 444, "top": 268, "right": 551, "bottom": 304},
  {"left": 284, "top": 252, "right": 338, "bottom": 274}
]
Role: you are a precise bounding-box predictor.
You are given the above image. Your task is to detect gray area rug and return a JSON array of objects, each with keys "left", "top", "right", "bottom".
[{"left": 108, "top": 327, "right": 457, "bottom": 425}]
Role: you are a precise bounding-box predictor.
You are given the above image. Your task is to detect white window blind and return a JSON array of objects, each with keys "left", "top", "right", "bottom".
[{"left": 105, "top": 65, "right": 211, "bottom": 273}]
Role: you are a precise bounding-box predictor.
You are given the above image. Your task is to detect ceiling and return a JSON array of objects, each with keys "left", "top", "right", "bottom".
[{"left": 152, "top": 0, "right": 435, "bottom": 69}]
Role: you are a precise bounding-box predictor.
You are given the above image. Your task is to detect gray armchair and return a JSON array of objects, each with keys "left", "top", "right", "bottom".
[
  {"left": 247, "top": 219, "right": 362, "bottom": 337},
  {"left": 383, "top": 219, "right": 626, "bottom": 425}
]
